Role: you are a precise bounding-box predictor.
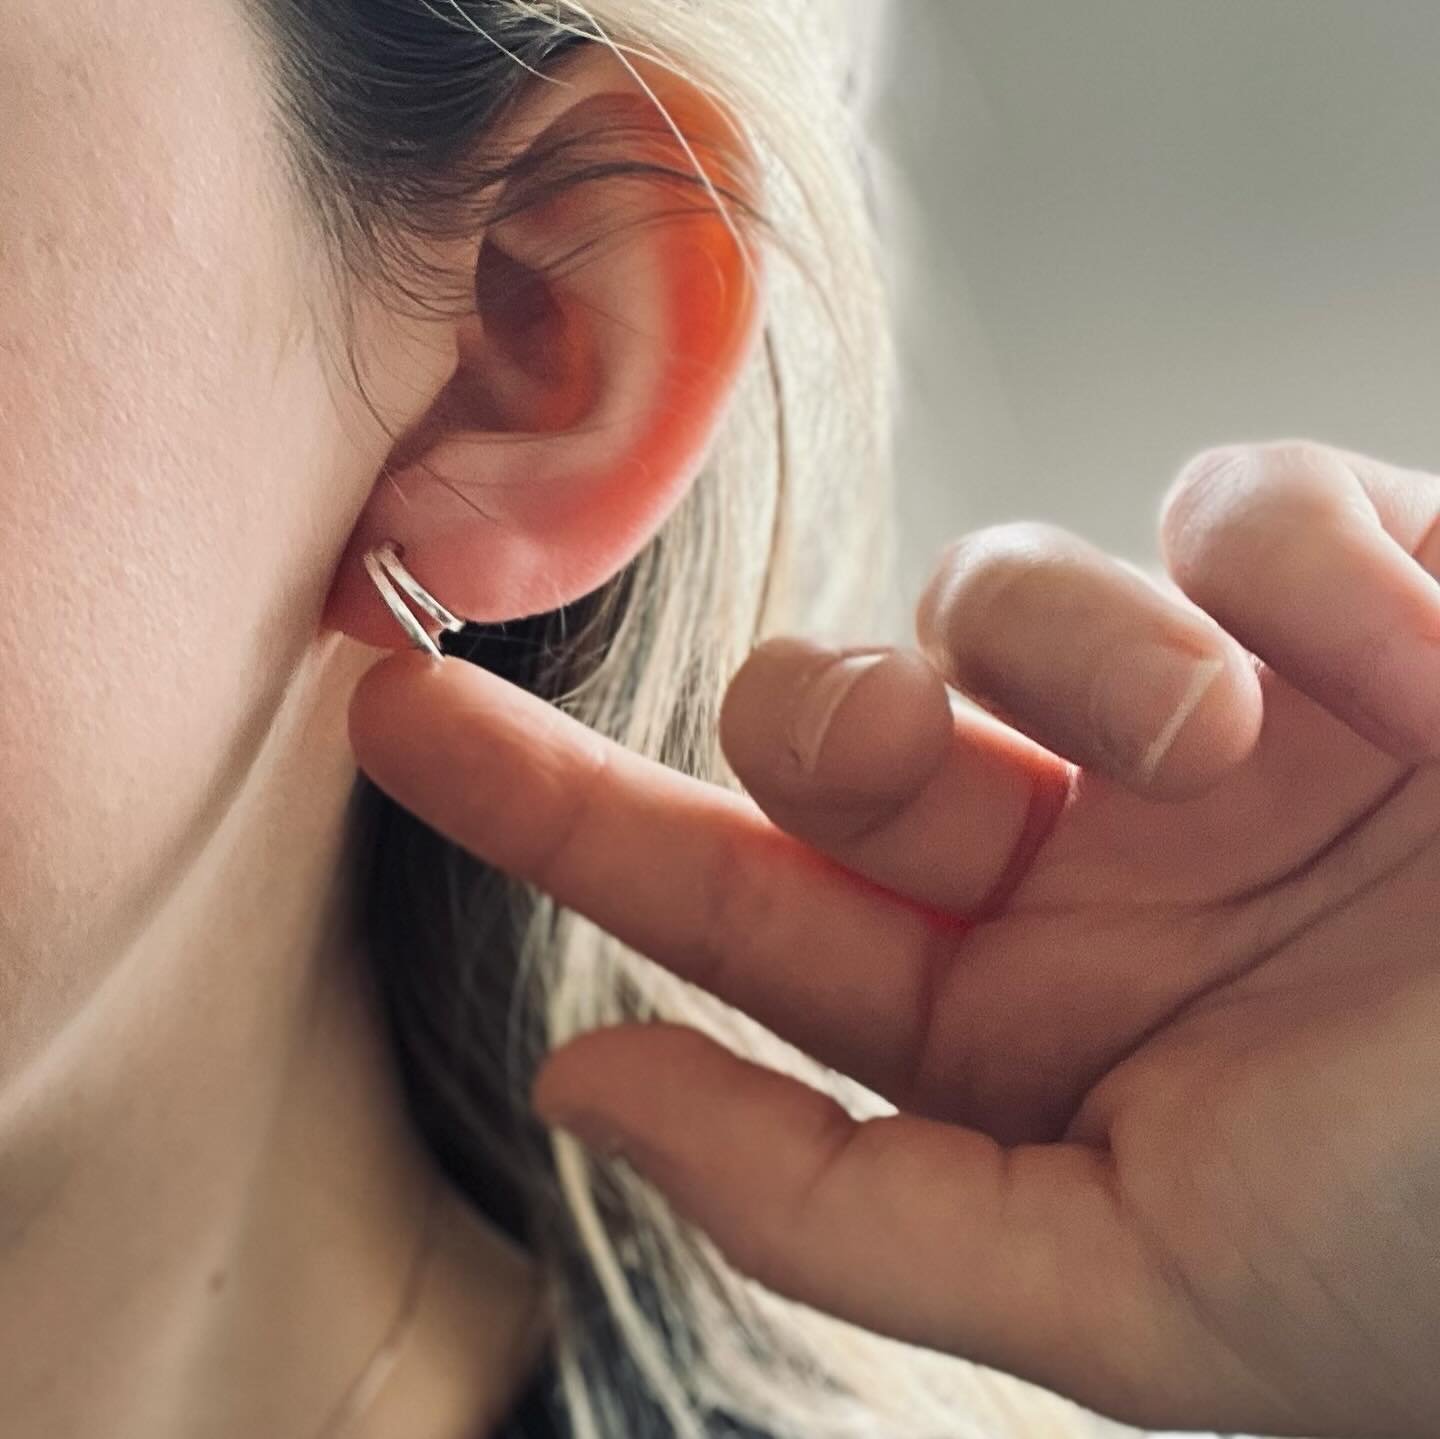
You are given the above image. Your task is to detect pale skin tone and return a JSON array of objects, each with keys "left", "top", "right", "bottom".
[
  {"left": 8, "top": 6, "right": 1440, "bottom": 1439},
  {"left": 1, "top": 4, "right": 751, "bottom": 1438},
  {"left": 354, "top": 442, "right": 1440, "bottom": 1439}
]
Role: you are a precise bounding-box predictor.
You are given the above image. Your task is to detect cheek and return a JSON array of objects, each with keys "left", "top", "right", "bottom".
[{"left": 0, "top": 2, "right": 364, "bottom": 1063}]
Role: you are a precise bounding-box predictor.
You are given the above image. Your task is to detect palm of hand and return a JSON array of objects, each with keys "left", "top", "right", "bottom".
[{"left": 964, "top": 677, "right": 1440, "bottom": 1432}]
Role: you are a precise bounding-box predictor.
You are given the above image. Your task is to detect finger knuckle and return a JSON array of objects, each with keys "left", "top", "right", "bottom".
[
  {"left": 1160, "top": 439, "right": 1354, "bottom": 597},
  {"left": 919, "top": 522, "right": 1075, "bottom": 656},
  {"left": 1159, "top": 444, "right": 1254, "bottom": 562},
  {"left": 945, "top": 520, "right": 1072, "bottom": 579},
  {"left": 1253, "top": 436, "right": 1347, "bottom": 478},
  {"left": 686, "top": 826, "right": 780, "bottom": 994},
  {"left": 526, "top": 739, "right": 614, "bottom": 893},
  {"left": 730, "top": 1096, "right": 859, "bottom": 1285},
  {"left": 723, "top": 1204, "right": 790, "bottom": 1284}
]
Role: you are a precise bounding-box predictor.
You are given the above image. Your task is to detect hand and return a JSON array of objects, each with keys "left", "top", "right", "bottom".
[{"left": 348, "top": 439, "right": 1440, "bottom": 1438}]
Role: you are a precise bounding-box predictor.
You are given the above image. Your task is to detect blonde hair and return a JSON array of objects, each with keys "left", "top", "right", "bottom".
[
  {"left": 488, "top": 5, "right": 1127, "bottom": 1436},
  {"left": 278, "top": 1, "right": 1148, "bottom": 1433}
]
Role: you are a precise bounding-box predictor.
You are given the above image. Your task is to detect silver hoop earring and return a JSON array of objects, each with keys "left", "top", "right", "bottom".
[{"left": 363, "top": 541, "right": 466, "bottom": 661}]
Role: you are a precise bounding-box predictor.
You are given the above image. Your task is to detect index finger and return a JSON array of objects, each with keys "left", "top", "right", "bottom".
[{"left": 349, "top": 650, "right": 988, "bottom": 1112}]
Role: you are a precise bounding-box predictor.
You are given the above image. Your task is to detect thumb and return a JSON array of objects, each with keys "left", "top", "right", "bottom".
[{"left": 530, "top": 1022, "right": 1275, "bottom": 1433}]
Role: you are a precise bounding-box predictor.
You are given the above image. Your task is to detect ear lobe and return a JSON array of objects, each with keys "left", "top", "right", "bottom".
[{"left": 323, "top": 51, "right": 764, "bottom": 654}]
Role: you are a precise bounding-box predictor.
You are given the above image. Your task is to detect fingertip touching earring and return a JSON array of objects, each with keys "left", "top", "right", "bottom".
[{"left": 363, "top": 541, "right": 467, "bottom": 662}]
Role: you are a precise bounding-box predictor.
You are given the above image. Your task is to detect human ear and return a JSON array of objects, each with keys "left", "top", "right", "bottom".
[{"left": 321, "top": 44, "right": 764, "bottom": 652}]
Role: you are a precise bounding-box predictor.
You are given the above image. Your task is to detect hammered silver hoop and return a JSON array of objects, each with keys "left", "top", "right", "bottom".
[{"left": 363, "top": 541, "right": 466, "bottom": 661}]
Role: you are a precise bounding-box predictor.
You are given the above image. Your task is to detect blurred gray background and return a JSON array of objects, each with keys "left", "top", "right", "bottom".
[{"left": 862, "top": 1, "right": 1440, "bottom": 624}]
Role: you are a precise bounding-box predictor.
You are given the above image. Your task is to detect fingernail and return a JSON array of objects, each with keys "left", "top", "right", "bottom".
[
  {"left": 1093, "top": 644, "right": 1224, "bottom": 784},
  {"left": 789, "top": 649, "right": 890, "bottom": 774}
]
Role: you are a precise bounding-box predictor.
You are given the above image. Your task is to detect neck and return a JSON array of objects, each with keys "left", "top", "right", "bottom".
[{"left": 0, "top": 638, "right": 547, "bottom": 1439}]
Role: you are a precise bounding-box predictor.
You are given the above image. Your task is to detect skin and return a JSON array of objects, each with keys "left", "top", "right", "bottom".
[
  {"left": 353, "top": 438, "right": 1440, "bottom": 1439},
  {"left": 13, "top": 1, "right": 1438, "bottom": 1435},
  {"left": 0, "top": 3, "right": 755, "bottom": 1437}
]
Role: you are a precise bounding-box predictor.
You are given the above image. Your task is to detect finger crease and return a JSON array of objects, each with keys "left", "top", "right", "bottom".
[
  {"left": 528, "top": 738, "right": 614, "bottom": 896},
  {"left": 970, "top": 760, "right": 1076, "bottom": 922}
]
